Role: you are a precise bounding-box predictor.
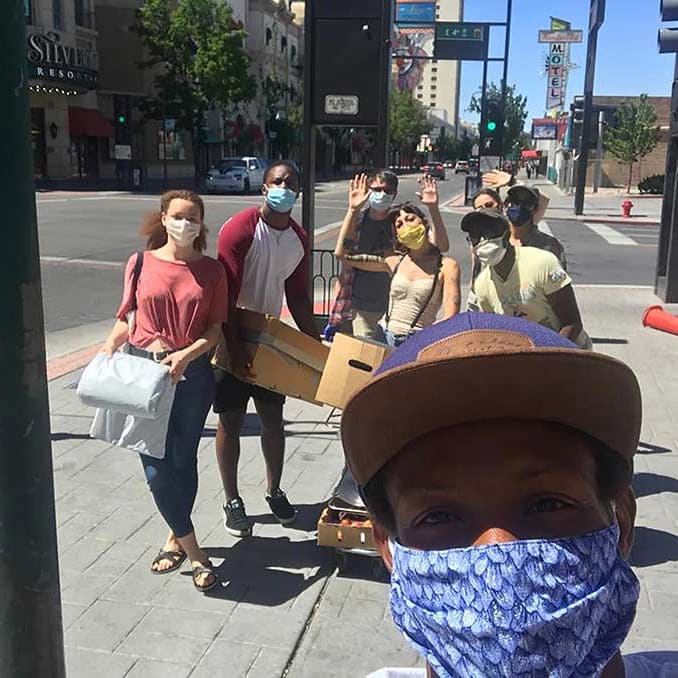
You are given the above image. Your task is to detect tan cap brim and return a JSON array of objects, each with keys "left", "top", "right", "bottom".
[{"left": 341, "top": 349, "right": 641, "bottom": 487}]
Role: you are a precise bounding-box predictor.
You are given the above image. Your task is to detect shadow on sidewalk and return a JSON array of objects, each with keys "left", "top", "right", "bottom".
[
  {"left": 590, "top": 337, "right": 629, "bottom": 345},
  {"left": 201, "top": 413, "right": 336, "bottom": 439},
  {"left": 51, "top": 432, "right": 91, "bottom": 441},
  {"left": 201, "top": 537, "right": 335, "bottom": 606},
  {"left": 631, "top": 526, "right": 678, "bottom": 567},
  {"left": 248, "top": 501, "right": 325, "bottom": 533},
  {"left": 633, "top": 472, "right": 678, "bottom": 498}
]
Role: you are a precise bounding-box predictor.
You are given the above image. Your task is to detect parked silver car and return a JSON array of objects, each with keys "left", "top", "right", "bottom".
[{"left": 206, "top": 156, "right": 266, "bottom": 194}]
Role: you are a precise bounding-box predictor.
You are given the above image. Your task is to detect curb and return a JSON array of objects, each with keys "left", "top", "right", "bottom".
[
  {"left": 442, "top": 192, "right": 465, "bottom": 209},
  {"left": 554, "top": 216, "right": 660, "bottom": 226},
  {"left": 47, "top": 343, "right": 102, "bottom": 381}
]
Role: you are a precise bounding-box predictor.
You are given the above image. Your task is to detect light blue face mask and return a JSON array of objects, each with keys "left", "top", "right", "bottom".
[
  {"left": 389, "top": 524, "right": 639, "bottom": 678},
  {"left": 369, "top": 190, "right": 395, "bottom": 211},
  {"left": 265, "top": 186, "right": 298, "bottom": 213}
]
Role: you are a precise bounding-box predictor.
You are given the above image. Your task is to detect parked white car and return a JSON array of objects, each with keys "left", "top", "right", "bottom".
[{"left": 206, "top": 156, "right": 266, "bottom": 194}]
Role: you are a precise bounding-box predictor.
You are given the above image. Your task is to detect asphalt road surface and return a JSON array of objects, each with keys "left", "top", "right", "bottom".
[{"left": 36, "top": 173, "right": 657, "bottom": 336}]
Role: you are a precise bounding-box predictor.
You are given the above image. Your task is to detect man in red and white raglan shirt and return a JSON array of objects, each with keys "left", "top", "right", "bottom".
[{"left": 215, "top": 161, "right": 318, "bottom": 537}]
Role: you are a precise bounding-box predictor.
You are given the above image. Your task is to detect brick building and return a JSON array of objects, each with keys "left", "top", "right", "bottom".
[{"left": 594, "top": 95, "right": 669, "bottom": 189}]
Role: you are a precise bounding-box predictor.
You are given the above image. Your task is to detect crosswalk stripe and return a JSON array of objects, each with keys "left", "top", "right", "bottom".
[
  {"left": 583, "top": 222, "right": 637, "bottom": 246},
  {"left": 538, "top": 220, "right": 553, "bottom": 236}
]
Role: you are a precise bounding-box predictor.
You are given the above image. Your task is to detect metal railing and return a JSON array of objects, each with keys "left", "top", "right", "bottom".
[{"left": 311, "top": 249, "right": 340, "bottom": 318}]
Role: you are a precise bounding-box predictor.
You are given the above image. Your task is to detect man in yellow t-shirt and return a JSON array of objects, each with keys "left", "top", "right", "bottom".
[{"left": 462, "top": 208, "right": 591, "bottom": 349}]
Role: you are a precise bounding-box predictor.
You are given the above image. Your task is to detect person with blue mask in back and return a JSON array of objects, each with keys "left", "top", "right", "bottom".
[
  {"left": 326, "top": 170, "right": 450, "bottom": 341},
  {"left": 341, "top": 313, "right": 678, "bottom": 678}
]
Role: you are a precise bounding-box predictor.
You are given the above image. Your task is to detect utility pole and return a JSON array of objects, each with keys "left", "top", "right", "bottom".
[
  {"left": 593, "top": 109, "right": 605, "bottom": 193},
  {"left": 500, "top": 0, "right": 513, "bottom": 165},
  {"left": 0, "top": 3, "right": 66, "bottom": 676},
  {"left": 574, "top": 0, "right": 605, "bottom": 215}
]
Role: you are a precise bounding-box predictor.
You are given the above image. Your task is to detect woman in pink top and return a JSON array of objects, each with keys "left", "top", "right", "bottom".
[{"left": 102, "top": 190, "right": 228, "bottom": 592}]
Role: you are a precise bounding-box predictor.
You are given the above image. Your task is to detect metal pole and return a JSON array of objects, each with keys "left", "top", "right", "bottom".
[
  {"left": 593, "top": 109, "right": 604, "bottom": 193},
  {"left": 301, "top": 0, "right": 316, "bottom": 253},
  {"left": 477, "top": 56, "right": 489, "bottom": 172},
  {"left": 0, "top": 3, "right": 65, "bottom": 676},
  {"left": 575, "top": 0, "right": 605, "bottom": 215},
  {"left": 162, "top": 99, "right": 168, "bottom": 189},
  {"left": 500, "top": 0, "right": 513, "bottom": 163},
  {"left": 656, "top": 54, "right": 678, "bottom": 301}
]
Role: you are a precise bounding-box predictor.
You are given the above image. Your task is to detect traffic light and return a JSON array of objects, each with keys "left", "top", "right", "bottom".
[
  {"left": 659, "top": 0, "right": 678, "bottom": 52},
  {"left": 481, "top": 99, "right": 504, "bottom": 155},
  {"left": 117, "top": 114, "right": 127, "bottom": 125},
  {"left": 573, "top": 95, "right": 585, "bottom": 124}
]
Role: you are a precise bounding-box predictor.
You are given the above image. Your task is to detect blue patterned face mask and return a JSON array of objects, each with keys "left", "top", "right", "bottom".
[{"left": 390, "top": 525, "right": 639, "bottom": 678}]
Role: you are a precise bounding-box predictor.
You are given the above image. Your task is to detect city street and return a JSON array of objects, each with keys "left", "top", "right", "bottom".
[{"left": 38, "top": 173, "right": 660, "bottom": 343}]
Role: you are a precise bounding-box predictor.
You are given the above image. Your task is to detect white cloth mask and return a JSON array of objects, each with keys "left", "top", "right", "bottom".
[
  {"left": 474, "top": 235, "right": 507, "bottom": 268},
  {"left": 166, "top": 217, "right": 201, "bottom": 246}
]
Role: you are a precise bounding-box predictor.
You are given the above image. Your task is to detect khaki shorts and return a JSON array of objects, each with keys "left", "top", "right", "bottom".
[{"left": 351, "top": 308, "right": 384, "bottom": 340}]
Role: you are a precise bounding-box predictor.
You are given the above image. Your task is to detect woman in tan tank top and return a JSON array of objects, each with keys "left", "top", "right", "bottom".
[{"left": 335, "top": 174, "right": 461, "bottom": 347}]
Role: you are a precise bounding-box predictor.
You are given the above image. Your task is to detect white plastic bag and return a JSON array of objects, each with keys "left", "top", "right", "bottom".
[
  {"left": 89, "top": 378, "right": 176, "bottom": 459},
  {"left": 77, "top": 352, "right": 171, "bottom": 419}
]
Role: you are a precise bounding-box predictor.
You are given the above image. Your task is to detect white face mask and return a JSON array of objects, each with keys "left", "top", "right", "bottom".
[
  {"left": 474, "top": 235, "right": 507, "bottom": 268},
  {"left": 165, "top": 217, "right": 201, "bottom": 247},
  {"left": 369, "top": 190, "right": 395, "bottom": 211}
]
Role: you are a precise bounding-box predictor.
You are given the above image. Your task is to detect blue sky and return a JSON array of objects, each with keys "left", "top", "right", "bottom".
[{"left": 458, "top": 0, "right": 674, "bottom": 125}]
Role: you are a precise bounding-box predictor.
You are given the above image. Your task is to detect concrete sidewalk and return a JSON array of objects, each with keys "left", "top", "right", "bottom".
[
  {"left": 533, "top": 180, "right": 662, "bottom": 224},
  {"left": 49, "top": 286, "right": 678, "bottom": 677}
]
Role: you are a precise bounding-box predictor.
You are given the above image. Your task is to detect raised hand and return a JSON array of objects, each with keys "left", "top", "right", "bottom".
[
  {"left": 348, "top": 173, "right": 371, "bottom": 211},
  {"left": 416, "top": 175, "right": 439, "bottom": 208},
  {"left": 482, "top": 169, "right": 512, "bottom": 189}
]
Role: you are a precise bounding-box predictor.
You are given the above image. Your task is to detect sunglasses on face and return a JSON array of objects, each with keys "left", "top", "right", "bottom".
[{"left": 466, "top": 230, "right": 506, "bottom": 247}]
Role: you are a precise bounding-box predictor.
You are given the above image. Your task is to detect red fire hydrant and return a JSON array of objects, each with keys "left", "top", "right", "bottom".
[{"left": 622, "top": 199, "right": 634, "bottom": 218}]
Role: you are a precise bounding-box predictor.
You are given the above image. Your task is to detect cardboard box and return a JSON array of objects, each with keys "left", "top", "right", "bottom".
[
  {"left": 315, "top": 334, "right": 392, "bottom": 410},
  {"left": 317, "top": 507, "right": 376, "bottom": 550},
  {"left": 213, "top": 309, "right": 330, "bottom": 404}
]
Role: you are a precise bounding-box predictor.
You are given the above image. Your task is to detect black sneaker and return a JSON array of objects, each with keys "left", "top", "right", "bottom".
[
  {"left": 223, "top": 497, "right": 252, "bottom": 537},
  {"left": 265, "top": 488, "right": 297, "bottom": 525}
]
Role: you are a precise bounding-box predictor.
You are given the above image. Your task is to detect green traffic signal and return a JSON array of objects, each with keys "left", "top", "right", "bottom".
[
  {"left": 487, "top": 121, "right": 497, "bottom": 132},
  {"left": 117, "top": 115, "right": 127, "bottom": 124}
]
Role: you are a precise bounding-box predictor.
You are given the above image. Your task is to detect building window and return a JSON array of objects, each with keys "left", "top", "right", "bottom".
[
  {"left": 430, "top": 103, "right": 435, "bottom": 108},
  {"left": 432, "top": 67, "right": 438, "bottom": 73},
  {"left": 53, "top": 0, "right": 62, "bottom": 29},
  {"left": 417, "top": 85, "right": 423, "bottom": 91},
  {"left": 291, "top": 44, "right": 297, "bottom": 64},
  {"left": 75, "top": 0, "right": 93, "bottom": 28},
  {"left": 281, "top": 36, "right": 287, "bottom": 53},
  {"left": 431, "top": 76, "right": 437, "bottom": 83},
  {"left": 417, "top": 94, "right": 423, "bottom": 99},
  {"left": 266, "top": 27, "right": 273, "bottom": 46},
  {"left": 431, "top": 85, "right": 437, "bottom": 90}
]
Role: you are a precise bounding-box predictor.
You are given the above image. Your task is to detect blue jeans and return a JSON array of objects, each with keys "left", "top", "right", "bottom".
[
  {"left": 140, "top": 355, "right": 214, "bottom": 538},
  {"left": 381, "top": 326, "right": 410, "bottom": 348}
]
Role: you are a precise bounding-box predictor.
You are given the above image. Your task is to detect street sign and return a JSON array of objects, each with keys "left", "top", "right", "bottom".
[
  {"left": 538, "top": 30, "right": 583, "bottom": 43},
  {"left": 114, "top": 144, "right": 131, "bottom": 160},
  {"left": 434, "top": 22, "right": 488, "bottom": 61},
  {"left": 396, "top": 1, "right": 435, "bottom": 24},
  {"left": 324, "top": 95, "right": 359, "bottom": 116}
]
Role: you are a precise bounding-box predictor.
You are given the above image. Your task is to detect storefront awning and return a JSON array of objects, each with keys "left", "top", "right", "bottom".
[
  {"left": 69, "top": 107, "right": 113, "bottom": 138},
  {"left": 521, "top": 150, "right": 539, "bottom": 159}
]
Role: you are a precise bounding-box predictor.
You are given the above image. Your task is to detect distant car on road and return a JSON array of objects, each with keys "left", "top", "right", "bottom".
[
  {"left": 421, "top": 162, "right": 446, "bottom": 180},
  {"left": 206, "top": 156, "right": 266, "bottom": 194},
  {"left": 444, "top": 160, "right": 455, "bottom": 169},
  {"left": 454, "top": 160, "right": 470, "bottom": 174}
]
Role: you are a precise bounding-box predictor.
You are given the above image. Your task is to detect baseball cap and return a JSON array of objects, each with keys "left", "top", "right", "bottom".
[
  {"left": 506, "top": 185, "right": 540, "bottom": 208},
  {"left": 460, "top": 207, "right": 509, "bottom": 234},
  {"left": 341, "top": 313, "right": 642, "bottom": 487}
]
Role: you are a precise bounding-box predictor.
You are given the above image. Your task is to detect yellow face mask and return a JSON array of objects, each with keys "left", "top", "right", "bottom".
[{"left": 397, "top": 223, "right": 427, "bottom": 251}]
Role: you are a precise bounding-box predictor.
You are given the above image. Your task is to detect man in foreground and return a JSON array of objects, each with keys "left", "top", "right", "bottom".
[{"left": 341, "top": 313, "right": 677, "bottom": 677}]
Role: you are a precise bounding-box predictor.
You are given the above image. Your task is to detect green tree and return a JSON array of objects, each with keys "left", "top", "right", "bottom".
[
  {"left": 604, "top": 94, "right": 661, "bottom": 193},
  {"left": 136, "top": 0, "right": 256, "bottom": 183},
  {"left": 469, "top": 83, "right": 528, "bottom": 157},
  {"left": 389, "top": 90, "right": 430, "bottom": 160}
]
